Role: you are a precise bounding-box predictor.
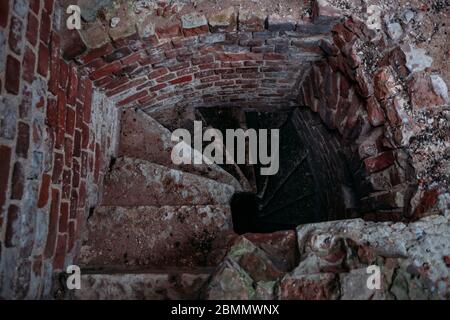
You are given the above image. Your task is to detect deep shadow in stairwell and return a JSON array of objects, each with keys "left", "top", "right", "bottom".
[
  {"left": 231, "top": 193, "right": 299, "bottom": 234},
  {"left": 227, "top": 108, "right": 361, "bottom": 235}
]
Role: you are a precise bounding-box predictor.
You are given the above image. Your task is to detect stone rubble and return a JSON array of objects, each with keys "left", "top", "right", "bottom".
[{"left": 205, "top": 214, "right": 450, "bottom": 299}]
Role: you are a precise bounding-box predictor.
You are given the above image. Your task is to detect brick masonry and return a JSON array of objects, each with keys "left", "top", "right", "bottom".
[{"left": 0, "top": 0, "right": 119, "bottom": 299}]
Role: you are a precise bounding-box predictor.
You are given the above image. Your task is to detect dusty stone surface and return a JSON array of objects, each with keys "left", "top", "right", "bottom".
[
  {"left": 101, "top": 157, "right": 236, "bottom": 206},
  {"left": 204, "top": 214, "right": 450, "bottom": 300},
  {"left": 294, "top": 215, "right": 450, "bottom": 299},
  {"left": 119, "top": 108, "right": 242, "bottom": 190},
  {"left": 73, "top": 269, "right": 212, "bottom": 300},
  {"left": 207, "top": 7, "right": 237, "bottom": 33},
  {"left": 79, "top": 205, "right": 232, "bottom": 268},
  {"left": 203, "top": 236, "right": 285, "bottom": 300}
]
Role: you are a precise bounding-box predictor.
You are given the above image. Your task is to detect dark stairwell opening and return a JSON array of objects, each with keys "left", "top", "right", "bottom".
[{"left": 197, "top": 106, "right": 360, "bottom": 235}]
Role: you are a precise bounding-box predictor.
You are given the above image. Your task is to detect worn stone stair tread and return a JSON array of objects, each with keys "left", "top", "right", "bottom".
[
  {"left": 119, "top": 108, "right": 242, "bottom": 191},
  {"left": 79, "top": 205, "right": 234, "bottom": 269},
  {"left": 81, "top": 266, "right": 216, "bottom": 275},
  {"left": 101, "top": 157, "right": 236, "bottom": 206},
  {"left": 73, "top": 268, "right": 213, "bottom": 300}
]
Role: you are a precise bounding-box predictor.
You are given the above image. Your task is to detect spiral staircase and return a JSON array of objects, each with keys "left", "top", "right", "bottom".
[{"left": 71, "top": 106, "right": 356, "bottom": 299}]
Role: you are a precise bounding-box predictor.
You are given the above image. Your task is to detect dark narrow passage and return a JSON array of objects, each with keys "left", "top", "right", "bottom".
[{"left": 199, "top": 107, "right": 359, "bottom": 235}]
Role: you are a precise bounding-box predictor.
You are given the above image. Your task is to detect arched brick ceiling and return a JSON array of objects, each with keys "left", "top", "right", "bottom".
[{"left": 60, "top": 0, "right": 339, "bottom": 112}]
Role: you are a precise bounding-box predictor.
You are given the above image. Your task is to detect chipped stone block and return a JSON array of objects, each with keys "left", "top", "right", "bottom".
[
  {"left": 118, "top": 109, "right": 241, "bottom": 190},
  {"left": 181, "top": 12, "right": 208, "bottom": 36},
  {"left": 74, "top": 271, "right": 210, "bottom": 300},
  {"left": 267, "top": 14, "right": 296, "bottom": 32},
  {"left": 204, "top": 260, "right": 256, "bottom": 300},
  {"left": 409, "top": 74, "right": 445, "bottom": 109},
  {"left": 387, "top": 22, "right": 403, "bottom": 41},
  {"left": 239, "top": 10, "right": 267, "bottom": 32},
  {"left": 312, "top": 0, "right": 343, "bottom": 24},
  {"left": 101, "top": 157, "right": 236, "bottom": 206},
  {"left": 79, "top": 21, "right": 110, "bottom": 49},
  {"left": 208, "top": 7, "right": 237, "bottom": 33},
  {"left": 278, "top": 273, "right": 340, "bottom": 300},
  {"left": 402, "top": 44, "right": 433, "bottom": 73},
  {"left": 79, "top": 205, "right": 233, "bottom": 268},
  {"left": 108, "top": 16, "right": 137, "bottom": 41},
  {"left": 296, "top": 215, "right": 450, "bottom": 299},
  {"left": 136, "top": 14, "right": 156, "bottom": 38},
  {"left": 78, "top": 0, "right": 111, "bottom": 23}
]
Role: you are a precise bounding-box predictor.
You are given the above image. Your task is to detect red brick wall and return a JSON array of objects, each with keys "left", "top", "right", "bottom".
[
  {"left": 76, "top": 34, "right": 325, "bottom": 111},
  {"left": 298, "top": 18, "right": 418, "bottom": 220},
  {"left": 0, "top": 0, "right": 118, "bottom": 299}
]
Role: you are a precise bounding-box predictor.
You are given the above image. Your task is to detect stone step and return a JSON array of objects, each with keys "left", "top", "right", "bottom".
[
  {"left": 119, "top": 108, "right": 242, "bottom": 191},
  {"left": 79, "top": 205, "right": 234, "bottom": 269},
  {"left": 101, "top": 157, "right": 236, "bottom": 206},
  {"left": 72, "top": 267, "right": 214, "bottom": 300}
]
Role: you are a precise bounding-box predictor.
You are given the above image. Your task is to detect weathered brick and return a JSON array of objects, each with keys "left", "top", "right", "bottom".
[
  {"left": 64, "top": 137, "right": 73, "bottom": 168},
  {"left": 117, "top": 91, "right": 148, "bottom": 107},
  {"left": 78, "top": 180, "right": 86, "bottom": 207},
  {"left": 62, "top": 170, "right": 71, "bottom": 200},
  {"left": 65, "top": 108, "right": 76, "bottom": 138},
  {"left": 89, "top": 61, "right": 122, "bottom": 80},
  {"left": 44, "top": 0, "right": 53, "bottom": 14},
  {"left": 37, "top": 43, "right": 49, "bottom": 77},
  {"left": 0, "top": 146, "right": 12, "bottom": 210},
  {"left": 59, "top": 60, "right": 69, "bottom": 89},
  {"left": 55, "top": 90, "right": 66, "bottom": 149},
  {"left": 148, "top": 67, "right": 169, "bottom": 80},
  {"left": 26, "top": 12, "right": 39, "bottom": 46},
  {"left": 156, "top": 73, "right": 176, "bottom": 83},
  {"left": 364, "top": 152, "right": 396, "bottom": 174},
  {"left": 156, "top": 23, "right": 182, "bottom": 39},
  {"left": 37, "top": 173, "right": 51, "bottom": 208},
  {"left": 16, "top": 122, "right": 30, "bottom": 159},
  {"left": 5, "top": 55, "right": 21, "bottom": 94},
  {"left": 48, "top": 33, "right": 61, "bottom": 95},
  {"left": 67, "top": 66, "right": 78, "bottom": 105},
  {"left": 44, "top": 188, "right": 60, "bottom": 258},
  {"left": 51, "top": 152, "right": 64, "bottom": 184},
  {"left": 29, "top": 0, "right": 40, "bottom": 14},
  {"left": 11, "top": 162, "right": 24, "bottom": 200},
  {"left": 68, "top": 220, "right": 76, "bottom": 251},
  {"left": 69, "top": 189, "right": 78, "bottom": 219},
  {"left": 170, "top": 75, "right": 193, "bottom": 85},
  {"left": 39, "top": 10, "right": 51, "bottom": 43},
  {"left": 9, "top": 15, "right": 24, "bottom": 55},
  {"left": 168, "top": 61, "right": 190, "bottom": 72},
  {"left": 0, "top": 0, "right": 9, "bottom": 28},
  {"left": 263, "top": 53, "right": 285, "bottom": 60},
  {"left": 59, "top": 202, "right": 69, "bottom": 234},
  {"left": 53, "top": 233, "right": 68, "bottom": 270},
  {"left": 366, "top": 96, "right": 385, "bottom": 127},
  {"left": 77, "top": 43, "right": 114, "bottom": 65},
  {"left": 73, "top": 130, "right": 81, "bottom": 157},
  {"left": 22, "top": 46, "right": 36, "bottom": 84},
  {"left": 121, "top": 51, "right": 145, "bottom": 65},
  {"left": 81, "top": 123, "right": 89, "bottom": 149}
]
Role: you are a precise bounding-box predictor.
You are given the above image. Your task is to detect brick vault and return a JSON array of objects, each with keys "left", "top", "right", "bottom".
[{"left": 0, "top": 0, "right": 449, "bottom": 299}]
